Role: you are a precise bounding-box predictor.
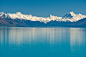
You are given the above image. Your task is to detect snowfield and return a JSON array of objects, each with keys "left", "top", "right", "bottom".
[{"left": 0, "top": 11, "right": 86, "bottom": 23}]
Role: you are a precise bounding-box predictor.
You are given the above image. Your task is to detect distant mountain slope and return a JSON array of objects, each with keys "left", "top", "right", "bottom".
[
  {"left": 66, "top": 18, "right": 86, "bottom": 27},
  {"left": 0, "top": 11, "right": 86, "bottom": 23},
  {"left": 0, "top": 11, "right": 86, "bottom": 27},
  {"left": 0, "top": 17, "right": 86, "bottom": 27},
  {"left": 0, "top": 17, "right": 46, "bottom": 27},
  {"left": 0, "top": 18, "right": 16, "bottom": 27}
]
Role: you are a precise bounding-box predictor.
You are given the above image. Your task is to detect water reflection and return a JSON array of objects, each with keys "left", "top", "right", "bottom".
[
  {"left": 0, "top": 27, "right": 86, "bottom": 47},
  {"left": 0, "top": 28, "right": 67, "bottom": 44},
  {"left": 70, "top": 28, "right": 86, "bottom": 54},
  {"left": 0, "top": 27, "right": 86, "bottom": 57}
]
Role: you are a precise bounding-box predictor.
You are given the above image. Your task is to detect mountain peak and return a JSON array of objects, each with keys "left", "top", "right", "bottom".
[
  {"left": 69, "top": 11, "right": 74, "bottom": 14},
  {"left": 62, "top": 11, "right": 76, "bottom": 19},
  {"left": 0, "top": 12, "right": 4, "bottom": 14},
  {"left": 0, "top": 12, "right": 5, "bottom": 17},
  {"left": 0, "top": 11, "right": 86, "bottom": 23},
  {"left": 69, "top": 11, "right": 76, "bottom": 16},
  {"left": 16, "top": 12, "right": 21, "bottom": 14}
]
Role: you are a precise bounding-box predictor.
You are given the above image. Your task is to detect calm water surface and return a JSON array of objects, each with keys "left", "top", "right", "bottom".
[{"left": 0, "top": 27, "right": 86, "bottom": 57}]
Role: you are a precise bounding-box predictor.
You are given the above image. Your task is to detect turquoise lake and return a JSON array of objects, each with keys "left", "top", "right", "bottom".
[{"left": 0, "top": 27, "right": 86, "bottom": 57}]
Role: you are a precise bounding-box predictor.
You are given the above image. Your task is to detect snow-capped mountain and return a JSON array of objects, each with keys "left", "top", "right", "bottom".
[
  {"left": 62, "top": 11, "right": 86, "bottom": 22},
  {"left": 62, "top": 11, "right": 74, "bottom": 19},
  {"left": 0, "top": 11, "right": 86, "bottom": 23}
]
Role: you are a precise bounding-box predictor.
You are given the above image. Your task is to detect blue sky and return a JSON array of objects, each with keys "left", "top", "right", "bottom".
[{"left": 0, "top": 0, "right": 86, "bottom": 17}]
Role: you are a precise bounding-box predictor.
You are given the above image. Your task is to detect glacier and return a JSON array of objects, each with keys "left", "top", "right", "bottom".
[{"left": 0, "top": 11, "right": 86, "bottom": 23}]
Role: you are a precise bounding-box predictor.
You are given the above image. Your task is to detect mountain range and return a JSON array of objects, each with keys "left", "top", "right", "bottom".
[{"left": 0, "top": 11, "right": 86, "bottom": 27}]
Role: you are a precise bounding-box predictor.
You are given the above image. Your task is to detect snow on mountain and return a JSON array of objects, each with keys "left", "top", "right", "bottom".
[
  {"left": 0, "top": 11, "right": 86, "bottom": 23},
  {"left": 0, "top": 12, "right": 4, "bottom": 17},
  {"left": 62, "top": 11, "right": 75, "bottom": 19},
  {"left": 62, "top": 11, "right": 86, "bottom": 22}
]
